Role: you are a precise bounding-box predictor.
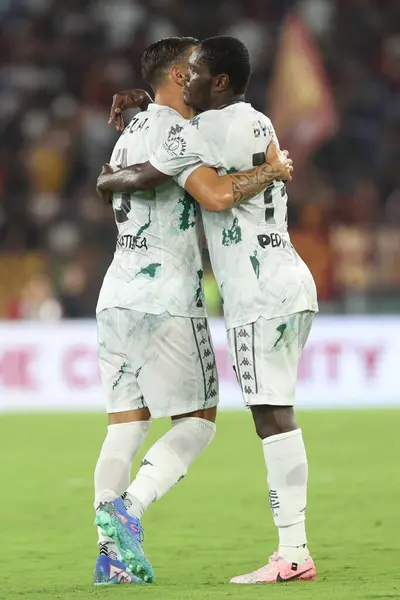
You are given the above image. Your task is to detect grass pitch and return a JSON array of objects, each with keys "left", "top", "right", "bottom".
[{"left": 1, "top": 409, "right": 399, "bottom": 599}]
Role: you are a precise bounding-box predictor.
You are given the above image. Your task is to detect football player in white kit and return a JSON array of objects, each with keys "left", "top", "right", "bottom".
[
  {"left": 97, "top": 36, "right": 318, "bottom": 585},
  {"left": 93, "top": 37, "right": 293, "bottom": 585}
]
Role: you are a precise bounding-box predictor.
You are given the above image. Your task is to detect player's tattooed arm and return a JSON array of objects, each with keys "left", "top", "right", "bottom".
[
  {"left": 96, "top": 141, "right": 292, "bottom": 210},
  {"left": 230, "top": 163, "right": 276, "bottom": 207},
  {"left": 184, "top": 141, "right": 293, "bottom": 212}
]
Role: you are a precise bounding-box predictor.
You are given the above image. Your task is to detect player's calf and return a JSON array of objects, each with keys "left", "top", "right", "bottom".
[
  {"left": 94, "top": 418, "right": 152, "bottom": 565},
  {"left": 252, "top": 405, "right": 310, "bottom": 566},
  {"left": 251, "top": 404, "right": 297, "bottom": 439},
  {"left": 96, "top": 416, "right": 216, "bottom": 582},
  {"left": 122, "top": 416, "right": 216, "bottom": 520}
]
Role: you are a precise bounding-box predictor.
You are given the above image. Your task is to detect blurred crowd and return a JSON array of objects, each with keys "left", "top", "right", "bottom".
[{"left": 0, "top": 0, "right": 399, "bottom": 319}]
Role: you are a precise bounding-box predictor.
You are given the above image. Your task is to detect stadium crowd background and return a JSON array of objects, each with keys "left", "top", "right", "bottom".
[{"left": 0, "top": 0, "right": 399, "bottom": 319}]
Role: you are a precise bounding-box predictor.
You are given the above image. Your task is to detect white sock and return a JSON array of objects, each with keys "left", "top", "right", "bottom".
[
  {"left": 94, "top": 420, "right": 151, "bottom": 551},
  {"left": 262, "top": 428, "right": 309, "bottom": 565},
  {"left": 124, "top": 417, "right": 216, "bottom": 519}
]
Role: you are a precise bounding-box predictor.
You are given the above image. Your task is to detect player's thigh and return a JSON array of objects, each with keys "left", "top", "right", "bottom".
[
  {"left": 298, "top": 310, "right": 315, "bottom": 349},
  {"left": 97, "top": 308, "right": 147, "bottom": 415},
  {"left": 227, "top": 313, "right": 313, "bottom": 407},
  {"left": 126, "top": 313, "right": 219, "bottom": 419}
]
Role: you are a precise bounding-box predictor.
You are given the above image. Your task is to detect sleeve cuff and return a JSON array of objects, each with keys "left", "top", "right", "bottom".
[
  {"left": 175, "top": 164, "right": 202, "bottom": 188},
  {"left": 149, "top": 155, "right": 178, "bottom": 177}
]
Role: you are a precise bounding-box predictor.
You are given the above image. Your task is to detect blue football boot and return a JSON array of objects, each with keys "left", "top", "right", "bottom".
[{"left": 95, "top": 497, "right": 155, "bottom": 583}]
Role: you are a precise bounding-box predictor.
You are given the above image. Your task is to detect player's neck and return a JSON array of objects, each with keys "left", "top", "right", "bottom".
[
  {"left": 211, "top": 94, "right": 245, "bottom": 110},
  {"left": 154, "top": 89, "right": 194, "bottom": 120}
]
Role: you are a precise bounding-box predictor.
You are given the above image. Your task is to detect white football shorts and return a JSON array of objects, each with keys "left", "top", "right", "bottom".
[
  {"left": 97, "top": 308, "right": 219, "bottom": 418},
  {"left": 227, "top": 311, "right": 315, "bottom": 407}
]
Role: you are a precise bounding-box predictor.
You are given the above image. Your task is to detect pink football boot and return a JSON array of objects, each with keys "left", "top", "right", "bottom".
[{"left": 230, "top": 552, "right": 316, "bottom": 584}]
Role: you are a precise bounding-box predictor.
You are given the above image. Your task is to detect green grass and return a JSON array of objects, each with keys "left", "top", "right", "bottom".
[{"left": 1, "top": 410, "right": 399, "bottom": 599}]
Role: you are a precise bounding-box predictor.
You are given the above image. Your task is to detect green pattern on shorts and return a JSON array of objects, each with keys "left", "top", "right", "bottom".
[
  {"left": 135, "top": 263, "right": 161, "bottom": 278},
  {"left": 112, "top": 362, "right": 128, "bottom": 390}
]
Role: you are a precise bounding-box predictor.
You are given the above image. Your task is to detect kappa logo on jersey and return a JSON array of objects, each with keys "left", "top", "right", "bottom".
[
  {"left": 257, "top": 233, "right": 292, "bottom": 250},
  {"left": 189, "top": 115, "right": 201, "bottom": 129},
  {"left": 167, "top": 123, "right": 184, "bottom": 138},
  {"left": 116, "top": 234, "right": 148, "bottom": 251}
]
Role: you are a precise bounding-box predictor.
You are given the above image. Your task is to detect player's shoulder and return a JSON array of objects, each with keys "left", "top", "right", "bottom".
[
  {"left": 235, "top": 104, "right": 276, "bottom": 143},
  {"left": 181, "top": 109, "right": 233, "bottom": 146},
  {"left": 148, "top": 104, "right": 185, "bottom": 127},
  {"left": 236, "top": 102, "right": 272, "bottom": 125},
  {"left": 123, "top": 104, "right": 184, "bottom": 133},
  {"left": 188, "top": 102, "right": 272, "bottom": 131},
  {"left": 142, "top": 105, "right": 185, "bottom": 149},
  {"left": 187, "top": 107, "right": 232, "bottom": 130}
]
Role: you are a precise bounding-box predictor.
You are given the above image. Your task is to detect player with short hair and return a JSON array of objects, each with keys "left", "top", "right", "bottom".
[
  {"left": 94, "top": 36, "right": 293, "bottom": 585},
  {"left": 98, "top": 35, "right": 318, "bottom": 585}
]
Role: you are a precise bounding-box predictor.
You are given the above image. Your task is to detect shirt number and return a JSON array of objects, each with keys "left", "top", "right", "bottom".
[
  {"left": 252, "top": 152, "right": 275, "bottom": 224},
  {"left": 114, "top": 148, "right": 131, "bottom": 223}
]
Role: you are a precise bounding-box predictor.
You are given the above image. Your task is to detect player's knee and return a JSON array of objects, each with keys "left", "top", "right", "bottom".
[
  {"left": 108, "top": 407, "right": 151, "bottom": 425},
  {"left": 251, "top": 405, "right": 298, "bottom": 440},
  {"left": 167, "top": 415, "right": 216, "bottom": 466},
  {"left": 171, "top": 407, "right": 217, "bottom": 423},
  {"left": 202, "top": 407, "right": 217, "bottom": 423}
]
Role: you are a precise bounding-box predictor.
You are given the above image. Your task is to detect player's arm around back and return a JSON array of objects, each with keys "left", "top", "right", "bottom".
[
  {"left": 96, "top": 145, "right": 292, "bottom": 209},
  {"left": 184, "top": 141, "right": 293, "bottom": 212},
  {"left": 97, "top": 161, "right": 167, "bottom": 197}
]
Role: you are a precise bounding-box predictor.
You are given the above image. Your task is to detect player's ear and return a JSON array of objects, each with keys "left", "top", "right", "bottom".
[
  {"left": 170, "top": 65, "right": 185, "bottom": 87},
  {"left": 215, "top": 74, "right": 229, "bottom": 92}
]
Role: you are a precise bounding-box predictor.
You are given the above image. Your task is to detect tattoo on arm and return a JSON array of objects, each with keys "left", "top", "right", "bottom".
[{"left": 231, "top": 163, "right": 275, "bottom": 206}]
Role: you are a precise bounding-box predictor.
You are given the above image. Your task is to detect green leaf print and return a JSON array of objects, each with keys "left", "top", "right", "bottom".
[
  {"left": 178, "top": 192, "right": 197, "bottom": 230},
  {"left": 222, "top": 216, "right": 242, "bottom": 246},
  {"left": 135, "top": 263, "right": 161, "bottom": 278}
]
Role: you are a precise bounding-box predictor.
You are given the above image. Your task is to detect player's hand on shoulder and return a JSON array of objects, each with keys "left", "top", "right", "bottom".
[
  {"left": 108, "top": 89, "right": 153, "bottom": 131},
  {"left": 96, "top": 164, "right": 114, "bottom": 204},
  {"left": 266, "top": 140, "right": 293, "bottom": 182}
]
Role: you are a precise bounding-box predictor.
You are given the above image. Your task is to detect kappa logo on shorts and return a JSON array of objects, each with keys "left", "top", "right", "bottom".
[
  {"left": 240, "top": 357, "right": 252, "bottom": 367},
  {"left": 242, "top": 371, "right": 254, "bottom": 381},
  {"left": 237, "top": 329, "right": 250, "bottom": 338},
  {"left": 234, "top": 324, "right": 258, "bottom": 396}
]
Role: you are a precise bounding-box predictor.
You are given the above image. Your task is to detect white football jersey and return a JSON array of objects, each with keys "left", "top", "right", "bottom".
[
  {"left": 150, "top": 102, "right": 318, "bottom": 329},
  {"left": 96, "top": 104, "right": 206, "bottom": 317}
]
